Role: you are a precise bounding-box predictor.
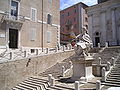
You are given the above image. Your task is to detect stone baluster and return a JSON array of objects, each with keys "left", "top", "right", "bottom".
[
  {"left": 96, "top": 80, "right": 101, "bottom": 90},
  {"left": 98, "top": 57, "right": 101, "bottom": 65},
  {"left": 55, "top": 46, "right": 58, "bottom": 52},
  {"left": 62, "top": 66, "right": 65, "bottom": 77},
  {"left": 48, "top": 74, "right": 55, "bottom": 86},
  {"left": 107, "top": 62, "right": 111, "bottom": 71},
  {"left": 46, "top": 48, "right": 49, "bottom": 54},
  {"left": 10, "top": 52, "right": 13, "bottom": 60},
  {"left": 75, "top": 81, "right": 80, "bottom": 90},
  {"left": 98, "top": 43, "right": 100, "bottom": 48},
  {"left": 111, "top": 57, "right": 115, "bottom": 66},
  {"left": 105, "top": 42, "right": 108, "bottom": 47},
  {"left": 36, "top": 49, "right": 39, "bottom": 55},
  {"left": 102, "top": 67, "right": 106, "bottom": 82},
  {"left": 24, "top": 51, "right": 28, "bottom": 58}
]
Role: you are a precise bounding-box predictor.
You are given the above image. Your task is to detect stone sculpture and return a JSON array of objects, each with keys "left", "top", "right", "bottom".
[{"left": 74, "top": 27, "right": 93, "bottom": 57}]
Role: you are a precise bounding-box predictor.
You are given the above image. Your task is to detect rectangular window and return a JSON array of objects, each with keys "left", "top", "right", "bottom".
[
  {"left": 31, "top": 8, "right": 37, "bottom": 21},
  {"left": 46, "top": 31, "right": 51, "bottom": 43},
  {"left": 30, "top": 28, "right": 36, "bottom": 41},
  {"left": 47, "top": 14, "right": 52, "bottom": 24},
  {"left": 11, "top": 0, "right": 18, "bottom": 20}
]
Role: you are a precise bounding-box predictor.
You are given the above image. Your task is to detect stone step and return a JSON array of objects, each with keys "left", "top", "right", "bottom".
[
  {"left": 109, "top": 73, "right": 120, "bottom": 75},
  {"left": 12, "top": 87, "right": 22, "bottom": 90},
  {"left": 15, "top": 85, "right": 33, "bottom": 90},
  {"left": 24, "top": 80, "right": 46, "bottom": 90},
  {"left": 18, "top": 83, "right": 36, "bottom": 90},
  {"left": 106, "top": 78, "right": 120, "bottom": 82},
  {"left": 107, "top": 76, "right": 120, "bottom": 80},
  {"left": 25, "top": 79, "right": 49, "bottom": 89},
  {"left": 103, "top": 82, "right": 120, "bottom": 87},
  {"left": 105, "top": 81, "right": 120, "bottom": 85},
  {"left": 21, "top": 82, "right": 41, "bottom": 90}
]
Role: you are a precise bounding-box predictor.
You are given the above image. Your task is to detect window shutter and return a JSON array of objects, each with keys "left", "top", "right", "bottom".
[
  {"left": 46, "top": 31, "right": 51, "bottom": 43},
  {"left": 30, "top": 28, "right": 36, "bottom": 41}
]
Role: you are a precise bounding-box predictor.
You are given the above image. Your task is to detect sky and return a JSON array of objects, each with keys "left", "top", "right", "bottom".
[{"left": 60, "top": 0, "right": 97, "bottom": 10}]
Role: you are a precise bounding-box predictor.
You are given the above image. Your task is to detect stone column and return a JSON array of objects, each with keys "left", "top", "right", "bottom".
[
  {"left": 100, "top": 11, "right": 106, "bottom": 46},
  {"left": 107, "top": 62, "right": 111, "bottom": 71},
  {"left": 62, "top": 66, "right": 65, "bottom": 77},
  {"left": 96, "top": 80, "right": 101, "bottom": 90},
  {"left": 105, "top": 42, "right": 108, "bottom": 47},
  {"left": 98, "top": 43, "right": 100, "bottom": 48},
  {"left": 112, "top": 8, "right": 117, "bottom": 45},
  {"left": 24, "top": 51, "right": 28, "bottom": 57},
  {"left": 88, "top": 14, "right": 93, "bottom": 46},
  {"left": 75, "top": 81, "right": 80, "bottom": 90},
  {"left": 98, "top": 57, "right": 101, "bottom": 65},
  {"left": 102, "top": 67, "right": 106, "bottom": 82},
  {"left": 10, "top": 52, "right": 13, "bottom": 60},
  {"left": 46, "top": 48, "right": 49, "bottom": 54},
  {"left": 111, "top": 57, "right": 115, "bottom": 66}
]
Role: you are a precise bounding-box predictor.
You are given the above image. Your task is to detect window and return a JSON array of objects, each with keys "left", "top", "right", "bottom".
[
  {"left": 47, "top": 14, "right": 52, "bottom": 24},
  {"left": 31, "top": 8, "right": 37, "bottom": 21},
  {"left": 68, "top": 12, "right": 70, "bottom": 16},
  {"left": 74, "top": 9, "right": 76, "bottom": 13},
  {"left": 11, "top": 0, "right": 19, "bottom": 20},
  {"left": 46, "top": 31, "right": 51, "bottom": 43},
  {"left": 29, "top": 28, "right": 36, "bottom": 41}
]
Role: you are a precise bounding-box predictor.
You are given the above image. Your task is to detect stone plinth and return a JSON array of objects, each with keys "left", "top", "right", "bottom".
[{"left": 71, "top": 55, "right": 94, "bottom": 82}]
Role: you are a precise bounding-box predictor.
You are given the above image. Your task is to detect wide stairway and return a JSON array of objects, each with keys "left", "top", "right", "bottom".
[{"left": 103, "top": 56, "right": 120, "bottom": 87}]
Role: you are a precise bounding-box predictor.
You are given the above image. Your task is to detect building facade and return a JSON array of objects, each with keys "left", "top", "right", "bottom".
[
  {"left": 60, "top": 2, "right": 88, "bottom": 45},
  {"left": 0, "top": 0, "right": 60, "bottom": 50},
  {"left": 87, "top": 0, "right": 120, "bottom": 47}
]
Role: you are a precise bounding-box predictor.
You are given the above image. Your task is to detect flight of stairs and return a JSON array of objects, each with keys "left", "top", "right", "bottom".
[
  {"left": 12, "top": 77, "right": 74, "bottom": 90},
  {"left": 103, "top": 56, "right": 120, "bottom": 87}
]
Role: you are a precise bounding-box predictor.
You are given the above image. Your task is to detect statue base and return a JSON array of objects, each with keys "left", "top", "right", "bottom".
[{"left": 71, "top": 55, "right": 94, "bottom": 82}]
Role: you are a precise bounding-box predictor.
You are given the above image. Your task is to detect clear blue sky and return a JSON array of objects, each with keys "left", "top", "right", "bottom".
[{"left": 60, "top": 0, "right": 97, "bottom": 10}]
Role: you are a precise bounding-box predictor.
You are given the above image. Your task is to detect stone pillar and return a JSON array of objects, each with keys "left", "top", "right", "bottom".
[
  {"left": 36, "top": 49, "right": 39, "bottom": 55},
  {"left": 100, "top": 11, "right": 106, "bottom": 46},
  {"left": 107, "top": 62, "right": 111, "bottom": 71},
  {"left": 48, "top": 74, "right": 52, "bottom": 83},
  {"left": 102, "top": 67, "right": 106, "bottom": 82},
  {"left": 96, "top": 80, "right": 101, "bottom": 90},
  {"left": 88, "top": 15, "right": 93, "bottom": 46},
  {"left": 75, "top": 81, "right": 80, "bottom": 90},
  {"left": 55, "top": 46, "right": 58, "bottom": 52},
  {"left": 63, "top": 45, "right": 66, "bottom": 51},
  {"left": 98, "top": 43, "right": 100, "bottom": 48},
  {"left": 105, "top": 42, "right": 108, "bottom": 47},
  {"left": 98, "top": 57, "right": 101, "bottom": 65},
  {"left": 10, "top": 52, "right": 13, "bottom": 60},
  {"left": 46, "top": 48, "right": 49, "bottom": 54},
  {"left": 62, "top": 66, "right": 65, "bottom": 77},
  {"left": 111, "top": 57, "right": 115, "bottom": 66},
  {"left": 24, "top": 51, "right": 28, "bottom": 58},
  {"left": 50, "top": 77, "right": 55, "bottom": 86},
  {"left": 112, "top": 9, "right": 117, "bottom": 45}
]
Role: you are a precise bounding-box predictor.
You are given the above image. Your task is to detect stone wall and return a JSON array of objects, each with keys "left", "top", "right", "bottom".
[{"left": 0, "top": 50, "right": 74, "bottom": 90}]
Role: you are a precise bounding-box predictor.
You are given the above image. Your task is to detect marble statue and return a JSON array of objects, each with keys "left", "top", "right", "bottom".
[{"left": 74, "top": 27, "right": 93, "bottom": 57}]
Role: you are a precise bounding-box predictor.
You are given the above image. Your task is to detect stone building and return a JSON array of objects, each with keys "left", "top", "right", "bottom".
[
  {"left": 0, "top": 0, "right": 60, "bottom": 50},
  {"left": 87, "top": 0, "right": 120, "bottom": 47},
  {"left": 60, "top": 2, "right": 88, "bottom": 45}
]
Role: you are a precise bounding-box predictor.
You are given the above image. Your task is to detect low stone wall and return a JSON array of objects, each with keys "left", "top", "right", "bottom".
[{"left": 0, "top": 50, "right": 74, "bottom": 90}]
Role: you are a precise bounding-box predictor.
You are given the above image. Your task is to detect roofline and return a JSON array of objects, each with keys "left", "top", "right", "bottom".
[{"left": 60, "top": 2, "right": 88, "bottom": 12}]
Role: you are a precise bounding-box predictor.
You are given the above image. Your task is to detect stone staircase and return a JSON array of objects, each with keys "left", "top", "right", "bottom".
[
  {"left": 93, "top": 46, "right": 120, "bottom": 64},
  {"left": 103, "top": 56, "right": 120, "bottom": 87},
  {"left": 12, "top": 77, "right": 74, "bottom": 90}
]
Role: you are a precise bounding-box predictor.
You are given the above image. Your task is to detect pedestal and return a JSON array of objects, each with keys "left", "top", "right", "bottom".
[{"left": 71, "top": 55, "right": 94, "bottom": 82}]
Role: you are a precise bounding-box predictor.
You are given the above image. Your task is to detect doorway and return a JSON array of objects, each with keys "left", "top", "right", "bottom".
[
  {"left": 9, "top": 29, "right": 18, "bottom": 48},
  {"left": 95, "top": 37, "right": 100, "bottom": 47}
]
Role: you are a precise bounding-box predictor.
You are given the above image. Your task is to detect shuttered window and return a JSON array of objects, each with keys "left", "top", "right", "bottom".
[
  {"left": 30, "top": 28, "right": 36, "bottom": 41},
  {"left": 47, "top": 14, "right": 52, "bottom": 24},
  {"left": 46, "top": 31, "right": 51, "bottom": 43},
  {"left": 31, "top": 8, "right": 37, "bottom": 21}
]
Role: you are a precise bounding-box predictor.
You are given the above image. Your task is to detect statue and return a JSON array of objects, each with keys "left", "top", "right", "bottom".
[{"left": 74, "top": 27, "right": 93, "bottom": 57}]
